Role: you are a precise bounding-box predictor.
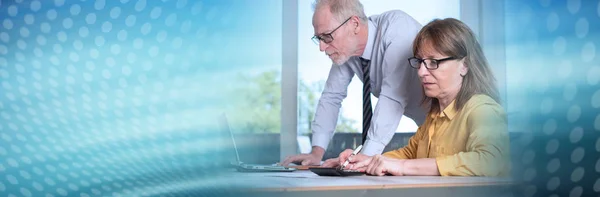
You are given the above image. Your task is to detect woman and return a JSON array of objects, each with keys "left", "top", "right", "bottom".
[{"left": 340, "top": 18, "right": 510, "bottom": 176}]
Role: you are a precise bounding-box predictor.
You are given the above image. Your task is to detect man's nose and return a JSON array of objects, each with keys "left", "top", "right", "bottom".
[{"left": 319, "top": 40, "right": 328, "bottom": 52}]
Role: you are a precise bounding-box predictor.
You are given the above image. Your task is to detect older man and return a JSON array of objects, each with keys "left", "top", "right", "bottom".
[{"left": 282, "top": 0, "right": 426, "bottom": 166}]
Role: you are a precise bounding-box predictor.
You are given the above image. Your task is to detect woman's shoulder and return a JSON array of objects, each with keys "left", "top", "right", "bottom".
[
  {"left": 465, "top": 94, "right": 501, "bottom": 107},
  {"left": 463, "top": 94, "right": 506, "bottom": 118}
]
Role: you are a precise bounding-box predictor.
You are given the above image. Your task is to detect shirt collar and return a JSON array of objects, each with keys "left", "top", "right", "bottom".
[
  {"left": 438, "top": 99, "right": 457, "bottom": 120},
  {"left": 360, "top": 20, "right": 376, "bottom": 60}
]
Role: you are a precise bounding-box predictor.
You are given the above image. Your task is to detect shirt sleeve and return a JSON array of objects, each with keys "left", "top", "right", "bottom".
[
  {"left": 361, "top": 21, "right": 421, "bottom": 156},
  {"left": 435, "top": 104, "right": 511, "bottom": 176},
  {"left": 382, "top": 125, "right": 424, "bottom": 159},
  {"left": 311, "top": 64, "right": 354, "bottom": 150}
]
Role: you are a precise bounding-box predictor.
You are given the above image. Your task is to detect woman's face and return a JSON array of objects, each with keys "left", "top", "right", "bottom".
[{"left": 416, "top": 41, "right": 468, "bottom": 101}]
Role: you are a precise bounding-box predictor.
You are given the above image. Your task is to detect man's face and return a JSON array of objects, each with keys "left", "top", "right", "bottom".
[{"left": 312, "top": 7, "right": 354, "bottom": 65}]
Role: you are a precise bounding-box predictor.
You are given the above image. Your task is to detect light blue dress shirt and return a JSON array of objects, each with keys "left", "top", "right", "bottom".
[{"left": 311, "top": 10, "right": 427, "bottom": 156}]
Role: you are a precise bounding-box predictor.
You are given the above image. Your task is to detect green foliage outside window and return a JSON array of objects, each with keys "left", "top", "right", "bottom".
[{"left": 229, "top": 70, "right": 358, "bottom": 134}]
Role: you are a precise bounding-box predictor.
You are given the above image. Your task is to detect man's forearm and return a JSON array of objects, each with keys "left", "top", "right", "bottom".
[
  {"left": 311, "top": 94, "right": 344, "bottom": 150},
  {"left": 362, "top": 95, "right": 405, "bottom": 155}
]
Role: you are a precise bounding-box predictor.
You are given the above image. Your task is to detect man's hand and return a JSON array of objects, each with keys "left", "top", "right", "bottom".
[
  {"left": 337, "top": 149, "right": 370, "bottom": 169},
  {"left": 349, "top": 154, "right": 405, "bottom": 176},
  {"left": 280, "top": 146, "right": 325, "bottom": 166},
  {"left": 280, "top": 153, "right": 322, "bottom": 166}
]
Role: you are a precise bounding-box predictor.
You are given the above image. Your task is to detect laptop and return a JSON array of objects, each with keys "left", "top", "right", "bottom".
[{"left": 219, "top": 114, "right": 296, "bottom": 172}]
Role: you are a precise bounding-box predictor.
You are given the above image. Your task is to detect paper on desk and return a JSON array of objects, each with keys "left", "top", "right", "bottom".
[{"left": 263, "top": 172, "right": 321, "bottom": 178}]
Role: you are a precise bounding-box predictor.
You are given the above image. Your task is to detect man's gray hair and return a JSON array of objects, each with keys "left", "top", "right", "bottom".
[{"left": 312, "top": 0, "right": 368, "bottom": 24}]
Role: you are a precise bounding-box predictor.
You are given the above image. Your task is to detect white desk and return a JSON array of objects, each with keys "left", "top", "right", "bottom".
[{"left": 220, "top": 170, "right": 519, "bottom": 197}]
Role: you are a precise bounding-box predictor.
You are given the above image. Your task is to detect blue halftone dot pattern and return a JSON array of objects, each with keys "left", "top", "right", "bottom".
[
  {"left": 0, "top": 0, "right": 281, "bottom": 196},
  {"left": 506, "top": 0, "right": 600, "bottom": 196}
]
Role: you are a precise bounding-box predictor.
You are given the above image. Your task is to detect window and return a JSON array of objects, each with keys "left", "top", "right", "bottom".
[{"left": 222, "top": 1, "right": 283, "bottom": 164}]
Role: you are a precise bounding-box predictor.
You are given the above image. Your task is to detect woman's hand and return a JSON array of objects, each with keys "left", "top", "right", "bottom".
[
  {"left": 349, "top": 154, "right": 406, "bottom": 176},
  {"left": 337, "top": 149, "right": 370, "bottom": 169}
]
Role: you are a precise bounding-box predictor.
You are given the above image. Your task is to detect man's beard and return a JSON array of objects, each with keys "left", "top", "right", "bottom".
[{"left": 331, "top": 54, "right": 350, "bottom": 66}]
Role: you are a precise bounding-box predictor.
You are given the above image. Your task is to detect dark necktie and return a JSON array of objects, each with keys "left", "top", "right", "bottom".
[{"left": 360, "top": 58, "right": 373, "bottom": 145}]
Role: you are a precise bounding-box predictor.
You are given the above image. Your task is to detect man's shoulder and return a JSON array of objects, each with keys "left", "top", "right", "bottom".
[
  {"left": 369, "top": 10, "right": 417, "bottom": 24},
  {"left": 368, "top": 10, "right": 422, "bottom": 41}
]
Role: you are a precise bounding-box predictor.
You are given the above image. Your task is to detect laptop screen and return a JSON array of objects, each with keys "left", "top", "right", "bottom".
[{"left": 218, "top": 113, "right": 243, "bottom": 166}]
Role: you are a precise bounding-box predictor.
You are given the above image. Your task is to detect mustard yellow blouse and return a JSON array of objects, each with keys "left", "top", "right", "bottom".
[{"left": 383, "top": 94, "right": 510, "bottom": 176}]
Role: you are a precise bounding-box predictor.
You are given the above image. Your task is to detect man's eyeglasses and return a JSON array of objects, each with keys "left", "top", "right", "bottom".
[
  {"left": 311, "top": 17, "right": 352, "bottom": 45},
  {"left": 407, "top": 57, "right": 459, "bottom": 70}
]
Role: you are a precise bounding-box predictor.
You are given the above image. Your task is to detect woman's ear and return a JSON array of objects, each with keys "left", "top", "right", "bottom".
[{"left": 460, "top": 61, "right": 468, "bottom": 77}]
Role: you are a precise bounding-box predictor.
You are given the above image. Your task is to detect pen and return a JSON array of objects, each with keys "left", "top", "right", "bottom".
[{"left": 340, "top": 145, "right": 363, "bottom": 170}]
